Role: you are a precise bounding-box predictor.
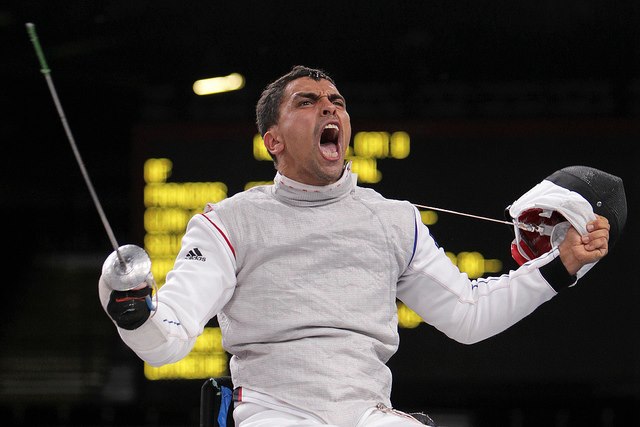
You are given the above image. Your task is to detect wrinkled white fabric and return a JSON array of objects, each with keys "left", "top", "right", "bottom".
[
  {"left": 509, "top": 179, "right": 598, "bottom": 278},
  {"left": 234, "top": 401, "right": 426, "bottom": 427}
]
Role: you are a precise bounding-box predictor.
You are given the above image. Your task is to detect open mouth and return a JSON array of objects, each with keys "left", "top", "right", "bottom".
[{"left": 319, "top": 123, "right": 340, "bottom": 160}]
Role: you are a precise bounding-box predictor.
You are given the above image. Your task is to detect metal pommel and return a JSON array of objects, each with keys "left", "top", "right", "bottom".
[{"left": 102, "top": 244, "right": 153, "bottom": 291}]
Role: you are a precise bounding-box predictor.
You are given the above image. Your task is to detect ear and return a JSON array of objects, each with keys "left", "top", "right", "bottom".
[{"left": 263, "top": 130, "right": 284, "bottom": 156}]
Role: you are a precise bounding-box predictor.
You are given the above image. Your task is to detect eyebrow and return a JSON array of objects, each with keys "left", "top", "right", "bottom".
[{"left": 292, "top": 91, "right": 346, "bottom": 104}]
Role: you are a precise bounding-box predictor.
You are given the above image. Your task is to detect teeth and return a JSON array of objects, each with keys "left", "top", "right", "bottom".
[{"left": 324, "top": 124, "right": 339, "bottom": 130}]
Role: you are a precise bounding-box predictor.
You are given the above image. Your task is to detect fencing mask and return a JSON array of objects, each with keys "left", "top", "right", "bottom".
[{"left": 507, "top": 166, "right": 627, "bottom": 278}]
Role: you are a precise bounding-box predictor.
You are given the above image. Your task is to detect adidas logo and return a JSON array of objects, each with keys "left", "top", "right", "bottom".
[{"left": 185, "top": 247, "right": 206, "bottom": 261}]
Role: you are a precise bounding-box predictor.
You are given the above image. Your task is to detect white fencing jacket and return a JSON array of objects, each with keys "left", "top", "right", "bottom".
[{"left": 99, "top": 165, "right": 577, "bottom": 427}]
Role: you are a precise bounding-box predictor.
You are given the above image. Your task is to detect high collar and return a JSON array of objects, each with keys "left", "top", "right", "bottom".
[{"left": 272, "top": 162, "right": 357, "bottom": 207}]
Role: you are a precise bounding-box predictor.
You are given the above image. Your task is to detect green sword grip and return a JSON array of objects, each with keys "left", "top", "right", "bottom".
[{"left": 25, "top": 23, "right": 51, "bottom": 74}]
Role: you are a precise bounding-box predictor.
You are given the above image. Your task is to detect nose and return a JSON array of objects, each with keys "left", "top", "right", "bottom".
[{"left": 320, "top": 97, "right": 336, "bottom": 116}]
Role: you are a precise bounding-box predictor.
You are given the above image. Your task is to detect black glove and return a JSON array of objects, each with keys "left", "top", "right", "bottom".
[{"left": 107, "top": 287, "right": 152, "bottom": 330}]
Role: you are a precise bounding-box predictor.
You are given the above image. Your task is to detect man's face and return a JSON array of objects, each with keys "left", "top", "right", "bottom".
[{"left": 265, "top": 77, "right": 351, "bottom": 186}]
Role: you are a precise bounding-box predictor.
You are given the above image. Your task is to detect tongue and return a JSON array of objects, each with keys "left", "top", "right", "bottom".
[{"left": 319, "top": 142, "right": 339, "bottom": 159}]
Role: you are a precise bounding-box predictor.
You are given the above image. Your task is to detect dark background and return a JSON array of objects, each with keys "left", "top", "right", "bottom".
[{"left": 1, "top": 1, "right": 638, "bottom": 426}]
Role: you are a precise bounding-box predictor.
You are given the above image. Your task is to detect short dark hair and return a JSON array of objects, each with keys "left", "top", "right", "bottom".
[{"left": 255, "top": 65, "right": 335, "bottom": 136}]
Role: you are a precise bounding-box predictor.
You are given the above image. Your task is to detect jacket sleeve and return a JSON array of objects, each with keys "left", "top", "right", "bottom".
[
  {"left": 99, "top": 211, "right": 237, "bottom": 365},
  {"left": 396, "top": 208, "right": 560, "bottom": 344}
]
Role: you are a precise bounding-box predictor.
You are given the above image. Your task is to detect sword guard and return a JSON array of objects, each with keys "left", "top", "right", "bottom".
[{"left": 102, "top": 244, "right": 153, "bottom": 291}]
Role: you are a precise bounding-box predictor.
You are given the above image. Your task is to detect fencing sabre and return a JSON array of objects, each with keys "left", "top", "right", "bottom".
[{"left": 26, "top": 23, "right": 156, "bottom": 309}]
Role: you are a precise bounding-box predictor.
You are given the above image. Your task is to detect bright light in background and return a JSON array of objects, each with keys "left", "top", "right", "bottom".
[{"left": 193, "top": 72, "right": 245, "bottom": 95}]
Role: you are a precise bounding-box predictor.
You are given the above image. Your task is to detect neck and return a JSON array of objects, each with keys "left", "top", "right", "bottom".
[{"left": 272, "top": 162, "right": 356, "bottom": 206}]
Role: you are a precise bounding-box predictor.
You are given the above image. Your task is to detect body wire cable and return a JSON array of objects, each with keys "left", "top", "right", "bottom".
[{"left": 413, "top": 204, "right": 514, "bottom": 227}]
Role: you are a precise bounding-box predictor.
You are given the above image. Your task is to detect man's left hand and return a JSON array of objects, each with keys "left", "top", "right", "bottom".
[{"left": 559, "top": 215, "right": 610, "bottom": 275}]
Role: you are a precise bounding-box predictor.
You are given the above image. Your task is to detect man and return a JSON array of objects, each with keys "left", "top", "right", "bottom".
[{"left": 100, "top": 65, "right": 610, "bottom": 427}]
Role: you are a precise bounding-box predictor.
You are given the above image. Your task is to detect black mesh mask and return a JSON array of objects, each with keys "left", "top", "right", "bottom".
[{"left": 545, "top": 166, "right": 627, "bottom": 249}]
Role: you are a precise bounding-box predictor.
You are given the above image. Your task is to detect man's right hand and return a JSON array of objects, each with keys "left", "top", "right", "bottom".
[{"left": 106, "top": 287, "right": 152, "bottom": 330}]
